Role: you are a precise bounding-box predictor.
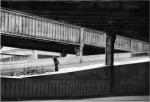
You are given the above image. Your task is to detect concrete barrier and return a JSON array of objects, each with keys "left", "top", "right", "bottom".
[{"left": 1, "top": 61, "right": 149, "bottom": 100}]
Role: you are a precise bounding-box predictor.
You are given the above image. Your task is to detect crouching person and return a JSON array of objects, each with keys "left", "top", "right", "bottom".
[{"left": 53, "top": 56, "right": 59, "bottom": 71}]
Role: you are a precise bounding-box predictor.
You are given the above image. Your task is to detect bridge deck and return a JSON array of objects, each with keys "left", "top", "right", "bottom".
[{"left": 1, "top": 8, "right": 149, "bottom": 54}]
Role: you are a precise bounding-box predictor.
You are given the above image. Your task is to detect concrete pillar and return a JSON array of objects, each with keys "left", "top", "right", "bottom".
[
  {"left": 76, "top": 47, "right": 80, "bottom": 56},
  {"left": 130, "top": 40, "right": 134, "bottom": 57},
  {"left": 76, "top": 28, "right": 84, "bottom": 63},
  {"left": 32, "top": 50, "right": 38, "bottom": 59},
  {"left": 105, "top": 33, "right": 116, "bottom": 66},
  {"left": 0, "top": 45, "right": 3, "bottom": 49},
  {"left": 147, "top": 44, "right": 150, "bottom": 56},
  {"left": 148, "top": 49, "right": 150, "bottom": 56},
  {"left": 105, "top": 33, "right": 116, "bottom": 94}
]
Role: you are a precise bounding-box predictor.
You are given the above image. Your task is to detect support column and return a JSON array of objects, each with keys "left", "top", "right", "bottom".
[
  {"left": 130, "top": 40, "right": 134, "bottom": 57},
  {"left": 105, "top": 33, "right": 116, "bottom": 94},
  {"left": 105, "top": 33, "right": 116, "bottom": 66},
  {"left": 76, "top": 28, "right": 84, "bottom": 63},
  {"left": 76, "top": 47, "right": 80, "bottom": 56},
  {"left": 148, "top": 48, "right": 150, "bottom": 56},
  {"left": 31, "top": 50, "right": 38, "bottom": 60}
]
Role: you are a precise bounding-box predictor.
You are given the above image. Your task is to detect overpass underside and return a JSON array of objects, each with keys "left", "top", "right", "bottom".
[
  {"left": 1, "top": 8, "right": 149, "bottom": 56},
  {"left": 1, "top": 34, "right": 127, "bottom": 55}
]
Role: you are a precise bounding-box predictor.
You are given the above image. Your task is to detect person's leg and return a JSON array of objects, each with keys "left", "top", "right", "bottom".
[{"left": 55, "top": 65, "right": 58, "bottom": 71}]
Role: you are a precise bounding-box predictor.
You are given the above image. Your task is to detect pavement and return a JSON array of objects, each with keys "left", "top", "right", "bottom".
[
  {"left": 6, "top": 96, "right": 149, "bottom": 102},
  {"left": 1, "top": 56, "right": 149, "bottom": 78}
]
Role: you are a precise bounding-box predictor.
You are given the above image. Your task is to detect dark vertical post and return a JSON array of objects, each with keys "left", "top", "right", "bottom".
[
  {"left": 105, "top": 33, "right": 116, "bottom": 95},
  {"left": 105, "top": 33, "right": 116, "bottom": 66},
  {"left": 130, "top": 40, "right": 134, "bottom": 57}
]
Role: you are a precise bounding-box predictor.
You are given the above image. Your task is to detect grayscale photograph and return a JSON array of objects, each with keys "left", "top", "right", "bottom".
[{"left": 0, "top": 0, "right": 149, "bottom": 101}]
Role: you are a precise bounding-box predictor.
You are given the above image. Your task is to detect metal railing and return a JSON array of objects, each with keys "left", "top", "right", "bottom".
[
  {"left": 1, "top": 8, "right": 81, "bottom": 44},
  {"left": 115, "top": 35, "right": 131, "bottom": 51},
  {"left": 1, "top": 8, "right": 149, "bottom": 54},
  {"left": 83, "top": 29, "right": 106, "bottom": 47}
]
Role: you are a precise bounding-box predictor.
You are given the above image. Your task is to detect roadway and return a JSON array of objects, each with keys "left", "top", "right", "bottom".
[
  {"left": 18, "top": 96, "right": 149, "bottom": 102},
  {"left": 1, "top": 55, "right": 149, "bottom": 78}
]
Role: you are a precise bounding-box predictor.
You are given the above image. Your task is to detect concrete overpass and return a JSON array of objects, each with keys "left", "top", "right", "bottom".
[
  {"left": 0, "top": 2, "right": 149, "bottom": 101},
  {"left": 1, "top": 8, "right": 149, "bottom": 58}
]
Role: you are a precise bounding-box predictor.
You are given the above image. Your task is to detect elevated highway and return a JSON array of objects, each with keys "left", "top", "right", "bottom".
[
  {"left": 0, "top": 3, "right": 149, "bottom": 101},
  {"left": 1, "top": 8, "right": 149, "bottom": 56}
]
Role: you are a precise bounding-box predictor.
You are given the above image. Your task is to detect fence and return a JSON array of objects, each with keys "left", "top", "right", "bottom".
[{"left": 1, "top": 62, "right": 149, "bottom": 100}]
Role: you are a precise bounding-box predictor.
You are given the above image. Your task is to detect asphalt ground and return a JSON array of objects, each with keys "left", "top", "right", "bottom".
[{"left": 3, "top": 96, "right": 149, "bottom": 102}]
